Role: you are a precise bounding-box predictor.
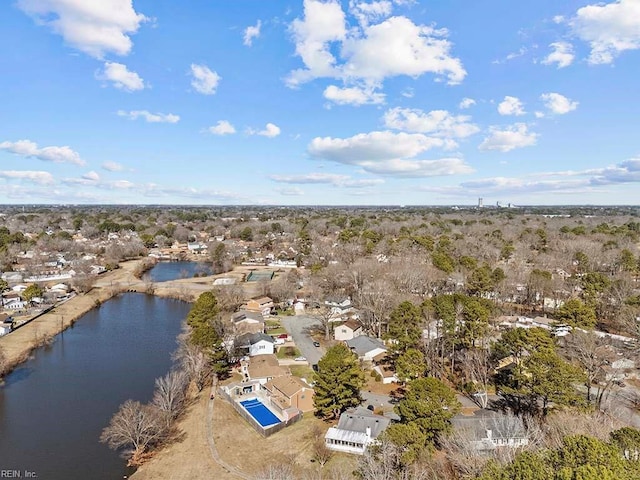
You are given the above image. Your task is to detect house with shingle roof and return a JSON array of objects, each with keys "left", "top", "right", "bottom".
[
  {"left": 264, "top": 376, "right": 314, "bottom": 412},
  {"left": 325, "top": 406, "right": 391, "bottom": 455}
]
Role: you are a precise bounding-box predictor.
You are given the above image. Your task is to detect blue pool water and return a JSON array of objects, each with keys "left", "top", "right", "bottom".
[{"left": 240, "top": 399, "right": 281, "bottom": 427}]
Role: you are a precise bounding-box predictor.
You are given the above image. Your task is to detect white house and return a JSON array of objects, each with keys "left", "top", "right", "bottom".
[
  {"left": 452, "top": 410, "right": 529, "bottom": 451},
  {"left": 325, "top": 296, "right": 354, "bottom": 319},
  {"left": 325, "top": 407, "right": 391, "bottom": 455},
  {"left": 237, "top": 332, "right": 276, "bottom": 357},
  {"left": 334, "top": 320, "right": 363, "bottom": 341},
  {"left": 346, "top": 336, "right": 387, "bottom": 362}
]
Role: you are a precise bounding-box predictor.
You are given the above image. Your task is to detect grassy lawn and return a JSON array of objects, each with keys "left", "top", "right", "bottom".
[
  {"left": 290, "top": 365, "right": 315, "bottom": 380},
  {"left": 265, "top": 319, "right": 287, "bottom": 336},
  {"left": 277, "top": 345, "right": 301, "bottom": 359}
]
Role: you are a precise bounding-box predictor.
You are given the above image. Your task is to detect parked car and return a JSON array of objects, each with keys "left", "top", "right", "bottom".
[
  {"left": 294, "top": 356, "right": 307, "bottom": 362},
  {"left": 313, "top": 341, "right": 320, "bottom": 347}
]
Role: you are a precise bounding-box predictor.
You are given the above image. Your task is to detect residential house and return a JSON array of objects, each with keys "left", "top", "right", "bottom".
[
  {"left": 241, "top": 354, "right": 289, "bottom": 384},
  {"left": 2, "top": 293, "right": 26, "bottom": 310},
  {"left": 452, "top": 410, "right": 529, "bottom": 451},
  {"left": 325, "top": 406, "right": 391, "bottom": 455},
  {"left": 346, "top": 336, "right": 388, "bottom": 362},
  {"left": 232, "top": 310, "right": 265, "bottom": 335},
  {"left": 264, "top": 376, "right": 314, "bottom": 412},
  {"left": 236, "top": 332, "right": 276, "bottom": 357},
  {"left": 334, "top": 319, "right": 363, "bottom": 341},
  {"left": 0, "top": 313, "right": 13, "bottom": 336},
  {"left": 246, "top": 296, "right": 274, "bottom": 317},
  {"left": 373, "top": 364, "right": 398, "bottom": 384},
  {"left": 325, "top": 296, "right": 355, "bottom": 320}
]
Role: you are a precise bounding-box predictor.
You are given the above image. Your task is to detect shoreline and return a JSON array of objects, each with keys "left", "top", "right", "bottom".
[{"left": 0, "top": 258, "right": 146, "bottom": 376}]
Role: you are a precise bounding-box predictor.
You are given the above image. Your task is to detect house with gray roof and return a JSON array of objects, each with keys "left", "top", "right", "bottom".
[
  {"left": 325, "top": 406, "right": 391, "bottom": 455},
  {"left": 236, "top": 332, "right": 275, "bottom": 356},
  {"left": 231, "top": 310, "right": 265, "bottom": 335},
  {"left": 451, "top": 409, "right": 529, "bottom": 451},
  {"left": 345, "top": 336, "right": 387, "bottom": 362}
]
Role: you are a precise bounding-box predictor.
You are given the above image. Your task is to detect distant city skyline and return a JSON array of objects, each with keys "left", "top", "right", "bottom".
[{"left": 0, "top": 0, "right": 639, "bottom": 205}]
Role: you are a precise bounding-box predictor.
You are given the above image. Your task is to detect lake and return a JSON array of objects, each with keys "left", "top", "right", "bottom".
[
  {"left": 0, "top": 293, "right": 191, "bottom": 480},
  {"left": 144, "top": 261, "right": 212, "bottom": 282}
]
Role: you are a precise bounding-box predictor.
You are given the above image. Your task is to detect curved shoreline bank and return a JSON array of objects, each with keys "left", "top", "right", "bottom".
[{"left": 0, "top": 259, "right": 146, "bottom": 376}]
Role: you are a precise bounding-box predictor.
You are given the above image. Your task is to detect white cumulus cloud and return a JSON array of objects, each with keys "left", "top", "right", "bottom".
[
  {"left": 498, "top": 96, "right": 526, "bottom": 116},
  {"left": 323, "top": 84, "right": 385, "bottom": 105},
  {"left": 0, "top": 139, "right": 85, "bottom": 166},
  {"left": 542, "top": 42, "right": 575, "bottom": 68},
  {"left": 0, "top": 170, "right": 55, "bottom": 185},
  {"left": 349, "top": 0, "right": 393, "bottom": 26},
  {"left": 540, "top": 93, "right": 579, "bottom": 115},
  {"left": 117, "top": 110, "right": 180, "bottom": 123},
  {"left": 17, "top": 0, "right": 147, "bottom": 58},
  {"left": 257, "top": 123, "right": 281, "bottom": 138},
  {"left": 208, "top": 121, "right": 236, "bottom": 136},
  {"left": 99, "top": 62, "right": 145, "bottom": 91},
  {"left": 308, "top": 130, "right": 473, "bottom": 177},
  {"left": 243, "top": 20, "right": 262, "bottom": 46},
  {"left": 190, "top": 64, "right": 221, "bottom": 95},
  {"left": 570, "top": 0, "right": 640, "bottom": 64},
  {"left": 383, "top": 107, "right": 480, "bottom": 139},
  {"left": 459, "top": 97, "right": 476, "bottom": 109},
  {"left": 287, "top": 0, "right": 466, "bottom": 90},
  {"left": 479, "top": 123, "right": 538, "bottom": 152}
]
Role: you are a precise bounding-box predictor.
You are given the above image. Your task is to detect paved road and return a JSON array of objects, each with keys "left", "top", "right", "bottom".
[{"left": 280, "top": 315, "right": 324, "bottom": 366}]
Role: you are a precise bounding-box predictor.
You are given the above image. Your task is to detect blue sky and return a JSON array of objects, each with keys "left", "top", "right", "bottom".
[{"left": 0, "top": 0, "right": 639, "bottom": 205}]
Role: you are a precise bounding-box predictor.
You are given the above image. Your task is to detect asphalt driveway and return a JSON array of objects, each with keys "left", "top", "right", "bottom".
[{"left": 280, "top": 315, "right": 324, "bottom": 366}]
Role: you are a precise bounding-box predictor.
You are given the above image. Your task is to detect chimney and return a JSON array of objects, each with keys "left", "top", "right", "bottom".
[{"left": 366, "top": 426, "right": 372, "bottom": 438}]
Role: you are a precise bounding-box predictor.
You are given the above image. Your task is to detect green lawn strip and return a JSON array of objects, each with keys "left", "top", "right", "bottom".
[{"left": 277, "top": 345, "right": 301, "bottom": 359}]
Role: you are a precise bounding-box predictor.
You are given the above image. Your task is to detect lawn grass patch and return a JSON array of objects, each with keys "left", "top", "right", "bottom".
[{"left": 277, "top": 346, "right": 301, "bottom": 359}]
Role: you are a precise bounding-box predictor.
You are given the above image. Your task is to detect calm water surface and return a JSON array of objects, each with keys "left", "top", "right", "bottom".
[
  {"left": 144, "top": 261, "right": 212, "bottom": 282},
  {"left": 0, "top": 293, "right": 190, "bottom": 480}
]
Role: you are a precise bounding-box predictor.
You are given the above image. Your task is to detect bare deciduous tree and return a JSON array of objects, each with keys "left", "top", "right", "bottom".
[
  {"left": 563, "top": 330, "right": 618, "bottom": 405},
  {"left": 100, "top": 400, "right": 167, "bottom": 465},
  {"left": 174, "top": 336, "right": 211, "bottom": 392},
  {"left": 254, "top": 463, "right": 296, "bottom": 480},
  {"left": 213, "top": 284, "right": 245, "bottom": 312},
  {"left": 461, "top": 347, "right": 493, "bottom": 409},
  {"left": 151, "top": 370, "right": 188, "bottom": 427}
]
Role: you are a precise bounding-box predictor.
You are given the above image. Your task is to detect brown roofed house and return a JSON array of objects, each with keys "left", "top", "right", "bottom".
[
  {"left": 244, "top": 354, "right": 289, "bottom": 384},
  {"left": 264, "top": 376, "right": 315, "bottom": 412},
  {"left": 246, "top": 296, "right": 274, "bottom": 317}
]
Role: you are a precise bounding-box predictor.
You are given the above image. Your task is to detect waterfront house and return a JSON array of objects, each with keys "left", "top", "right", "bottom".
[
  {"left": 236, "top": 332, "right": 276, "bottom": 356},
  {"left": 325, "top": 406, "right": 391, "bottom": 455},
  {"left": 242, "top": 354, "right": 289, "bottom": 384},
  {"left": 264, "top": 376, "right": 314, "bottom": 412},
  {"left": 232, "top": 310, "right": 265, "bottom": 335}
]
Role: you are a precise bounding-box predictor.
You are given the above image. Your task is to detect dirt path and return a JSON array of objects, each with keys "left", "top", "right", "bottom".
[{"left": 132, "top": 392, "right": 235, "bottom": 480}]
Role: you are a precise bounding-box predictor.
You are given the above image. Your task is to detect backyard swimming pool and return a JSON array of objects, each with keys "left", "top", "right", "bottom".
[{"left": 240, "top": 398, "right": 281, "bottom": 427}]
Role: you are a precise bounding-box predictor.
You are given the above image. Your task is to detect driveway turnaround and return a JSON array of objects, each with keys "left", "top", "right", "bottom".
[{"left": 280, "top": 315, "right": 324, "bottom": 366}]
